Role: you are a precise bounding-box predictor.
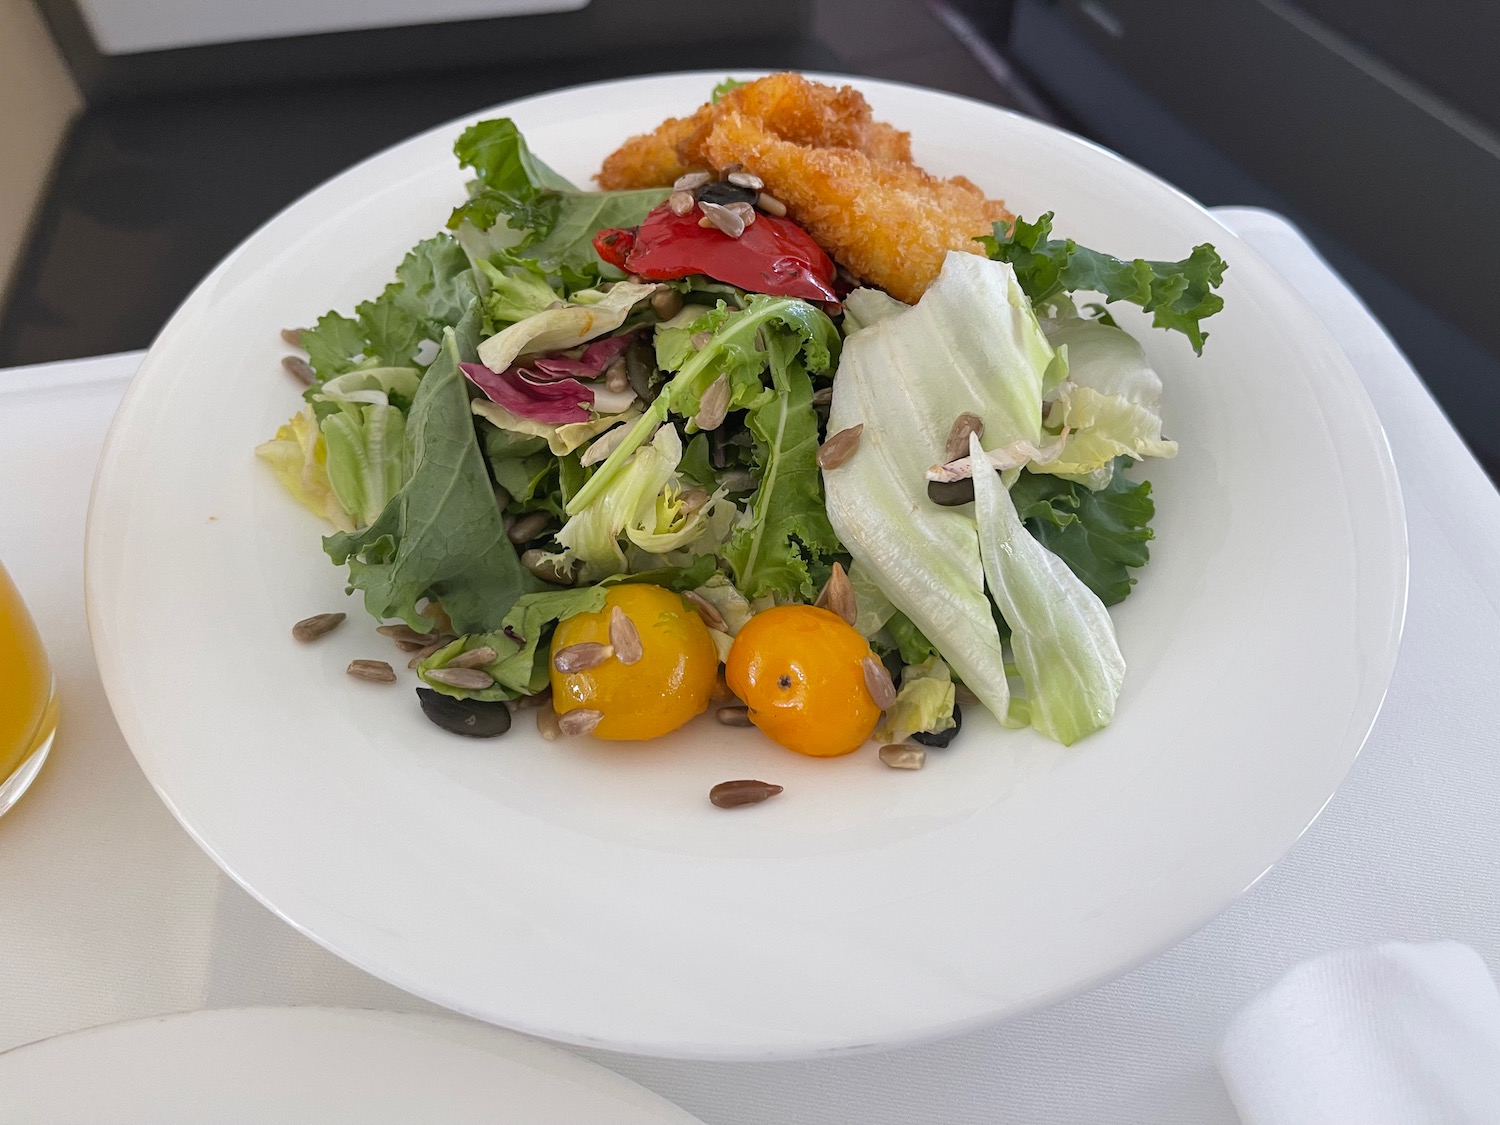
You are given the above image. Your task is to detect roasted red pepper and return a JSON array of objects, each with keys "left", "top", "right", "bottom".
[{"left": 592, "top": 203, "right": 839, "bottom": 302}]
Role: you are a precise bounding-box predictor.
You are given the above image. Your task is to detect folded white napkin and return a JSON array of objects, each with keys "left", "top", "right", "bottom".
[{"left": 1218, "top": 941, "right": 1500, "bottom": 1125}]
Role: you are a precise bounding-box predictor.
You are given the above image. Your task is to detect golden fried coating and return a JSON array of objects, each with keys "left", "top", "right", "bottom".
[
  {"left": 596, "top": 72, "right": 912, "bottom": 191},
  {"left": 699, "top": 110, "right": 1013, "bottom": 305}
]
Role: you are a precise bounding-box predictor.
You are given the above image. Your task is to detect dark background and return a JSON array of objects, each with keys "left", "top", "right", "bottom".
[{"left": 4, "top": 0, "right": 1496, "bottom": 482}]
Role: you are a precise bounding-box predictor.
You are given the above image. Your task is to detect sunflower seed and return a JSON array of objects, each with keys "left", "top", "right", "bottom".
[
  {"left": 715, "top": 705, "right": 752, "bottom": 727},
  {"left": 393, "top": 639, "right": 428, "bottom": 653},
  {"left": 605, "top": 358, "right": 629, "bottom": 393},
  {"left": 862, "top": 655, "right": 898, "bottom": 710},
  {"left": 493, "top": 484, "right": 511, "bottom": 510},
  {"left": 814, "top": 561, "right": 857, "bottom": 626},
  {"left": 280, "top": 327, "right": 305, "bottom": 347},
  {"left": 710, "top": 669, "right": 738, "bottom": 702},
  {"left": 281, "top": 355, "right": 315, "bottom": 385},
  {"left": 347, "top": 659, "right": 397, "bottom": 683},
  {"left": 558, "top": 708, "right": 604, "bottom": 736},
  {"left": 511, "top": 687, "right": 550, "bottom": 711},
  {"left": 650, "top": 286, "right": 684, "bottom": 319},
  {"left": 724, "top": 201, "right": 756, "bottom": 227},
  {"left": 879, "top": 744, "right": 926, "bottom": 770},
  {"left": 536, "top": 706, "right": 562, "bottom": 740},
  {"left": 756, "top": 192, "right": 787, "bottom": 217},
  {"left": 407, "top": 640, "right": 448, "bottom": 669},
  {"left": 726, "top": 170, "right": 764, "bottom": 190},
  {"left": 720, "top": 469, "right": 756, "bottom": 492},
  {"left": 811, "top": 386, "right": 834, "bottom": 407},
  {"left": 673, "top": 171, "right": 712, "bottom": 191},
  {"left": 424, "top": 666, "right": 496, "bottom": 691},
  {"left": 710, "top": 779, "right": 783, "bottom": 808},
  {"left": 945, "top": 412, "right": 985, "bottom": 463},
  {"left": 678, "top": 486, "right": 709, "bottom": 517},
  {"left": 695, "top": 373, "right": 731, "bottom": 431},
  {"left": 668, "top": 190, "right": 697, "bottom": 216},
  {"left": 720, "top": 162, "right": 744, "bottom": 176},
  {"left": 608, "top": 606, "right": 643, "bottom": 665},
  {"left": 552, "top": 642, "right": 615, "bottom": 673},
  {"left": 953, "top": 682, "right": 980, "bottom": 706},
  {"left": 449, "top": 645, "right": 499, "bottom": 669},
  {"left": 698, "top": 201, "right": 746, "bottom": 238},
  {"left": 816, "top": 424, "right": 863, "bottom": 470},
  {"left": 507, "top": 511, "right": 552, "bottom": 545},
  {"left": 292, "top": 612, "right": 345, "bottom": 642},
  {"left": 581, "top": 423, "right": 634, "bottom": 467},
  {"left": 522, "top": 549, "right": 576, "bottom": 586},
  {"left": 682, "top": 589, "right": 729, "bottom": 632},
  {"left": 377, "top": 623, "right": 442, "bottom": 646}
]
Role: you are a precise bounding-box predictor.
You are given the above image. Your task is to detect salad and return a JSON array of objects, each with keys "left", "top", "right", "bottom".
[{"left": 259, "top": 74, "right": 1226, "bottom": 783}]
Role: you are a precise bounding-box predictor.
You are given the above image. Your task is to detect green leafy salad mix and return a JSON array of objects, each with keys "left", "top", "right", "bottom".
[{"left": 259, "top": 98, "right": 1226, "bottom": 757}]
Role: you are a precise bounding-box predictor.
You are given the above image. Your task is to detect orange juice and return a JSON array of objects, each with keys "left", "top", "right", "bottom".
[{"left": 0, "top": 562, "right": 55, "bottom": 806}]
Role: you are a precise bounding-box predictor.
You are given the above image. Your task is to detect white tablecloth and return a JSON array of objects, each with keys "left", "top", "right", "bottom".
[{"left": 1, "top": 208, "right": 1496, "bottom": 1124}]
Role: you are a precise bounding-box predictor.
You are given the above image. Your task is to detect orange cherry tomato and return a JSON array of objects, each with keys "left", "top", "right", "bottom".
[
  {"left": 549, "top": 584, "right": 718, "bottom": 741},
  {"left": 724, "top": 604, "right": 881, "bottom": 757}
]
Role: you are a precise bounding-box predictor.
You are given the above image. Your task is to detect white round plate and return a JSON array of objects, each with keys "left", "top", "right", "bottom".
[
  {"left": 0, "top": 1007, "right": 701, "bottom": 1124},
  {"left": 86, "top": 72, "right": 1406, "bottom": 1059}
]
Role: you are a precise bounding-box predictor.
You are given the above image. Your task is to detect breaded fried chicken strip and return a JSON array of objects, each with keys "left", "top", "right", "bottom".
[
  {"left": 699, "top": 110, "right": 1013, "bottom": 304},
  {"left": 597, "top": 72, "right": 911, "bottom": 190}
]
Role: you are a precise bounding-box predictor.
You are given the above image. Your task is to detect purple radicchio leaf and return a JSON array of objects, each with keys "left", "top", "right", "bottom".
[{"left": 460, "top": 362, "right": 593, "bottom": 424}]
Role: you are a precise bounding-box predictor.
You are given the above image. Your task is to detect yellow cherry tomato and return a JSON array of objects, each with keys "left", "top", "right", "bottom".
[
  {"left": 550, "top": 584, "right": 718, "bottom": 740},
  {"left": 724, "top": 604, "right": 881, "bottom": 757}
]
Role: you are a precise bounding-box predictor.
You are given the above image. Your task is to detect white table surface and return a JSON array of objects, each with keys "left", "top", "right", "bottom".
[{"left": 1, "top": 208, "right": 1496, "bottom": 1124}]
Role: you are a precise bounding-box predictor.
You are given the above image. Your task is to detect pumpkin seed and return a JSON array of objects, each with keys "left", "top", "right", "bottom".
[
  {"left": 710, "top": 779, "right": 784, "bottom": 808},
  {"left": 417, "top": 688, "right": 512, "bottom": 738},
  {"left": 292, "top": 612, "right": 345, "bottom": 642}
]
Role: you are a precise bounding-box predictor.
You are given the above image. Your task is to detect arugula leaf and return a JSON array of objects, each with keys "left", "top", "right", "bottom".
[
  {"left": 323, "top": 301, "right": 537, "bottom": 633},
  {"left": 980, "top": 212, "right": 1227, "bottom": 354},
  {"left": 722, "top": 332, "right": 841, "bottom": 600},
  {"left": 1008, "top": 460, "right": 1155, "bottom": 606}
]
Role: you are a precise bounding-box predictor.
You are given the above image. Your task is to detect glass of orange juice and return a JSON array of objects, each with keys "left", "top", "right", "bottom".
[{"left": 0, "top": 560, "right": 57, "bottom": 818}]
